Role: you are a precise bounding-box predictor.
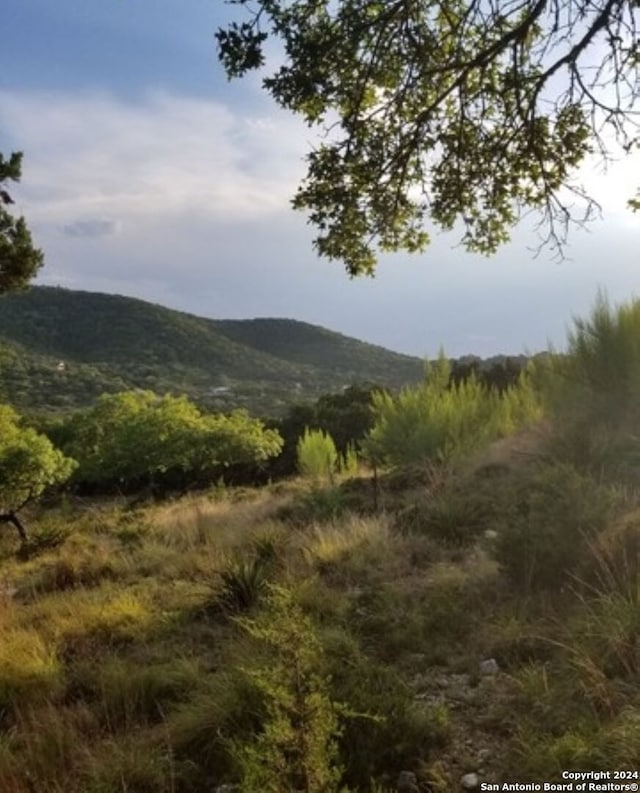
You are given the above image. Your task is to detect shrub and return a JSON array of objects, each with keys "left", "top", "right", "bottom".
[
  {"left": 297, "top": 427, "right": 339, "bottom": 483},
  {"left": 363, "top": 353, "right": 541, "bottom": 468},
  {"left": 233, "top": 585, "right": 344, "bottom": 793},
  {"left": 494, "top": 463, "right": 620, "bottom": 591},
  {"left": 543, "top": 293, "right": 640, "bottom": 479}
]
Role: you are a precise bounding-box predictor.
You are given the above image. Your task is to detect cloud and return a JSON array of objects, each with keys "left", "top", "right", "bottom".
[
  {"left": 0, "top": 87, "right": 638, "bottom": 360},
  {"left": 0, "top": 89, "right": 307, "bottom": 228},
  {"left": 62, "top": 218, "right": 121, "bottom": 238}
]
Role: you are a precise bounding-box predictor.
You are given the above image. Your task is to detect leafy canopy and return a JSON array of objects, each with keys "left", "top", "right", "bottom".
[
  {"left": 217, "top": 0, "right": 639, "bottom": 275},
  {"left": 0, "top": 152, "right": 44, "bottom": 293},
  {"left": 62, "top": 390, "right": 283, "bottom": 488},
  {"left": 0, "top": 404, "right": 76, "bottom": 515}
]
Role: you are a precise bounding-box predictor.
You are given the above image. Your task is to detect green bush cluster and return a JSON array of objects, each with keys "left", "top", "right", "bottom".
[
  {"left": 60, "top": 390, "right": 283, "bottom": 492},
  {"left": 362, "top": 353, "right": 540, "bottom": 468}
]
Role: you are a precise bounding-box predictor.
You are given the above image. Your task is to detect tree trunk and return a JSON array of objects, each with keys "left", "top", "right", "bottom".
[
  {"left": 0, "top": 511, "right": 27, "bottom": 542},
  {"left": 372, "top": 462, "right": 379, "bottom": 513}
]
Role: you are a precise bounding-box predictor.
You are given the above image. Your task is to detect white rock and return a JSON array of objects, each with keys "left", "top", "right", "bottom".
[
  {"left": 462, "top": 772, "right": 480, "bottom": 790},
  {"left": 479, "top": 658, "right": 500, "bottom": 676}
]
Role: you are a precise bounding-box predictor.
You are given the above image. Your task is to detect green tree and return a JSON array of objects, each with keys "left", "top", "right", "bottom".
[
  {"left": 0, "top": 405, "right": 76, "bottom": 540},
  {"left": 541, "top": 293, "right": 640, "bottom": 477},
  {"left": 0, "top": 152, "right": 44, "bottom": 293},
  {"left": 297, "top": 427, "right": 339, "bottom": 483},
  {"left": 273, "top": 385, "right": 379, "bottom": 478},
  {"left": 217, "top": 0, "right": 638, "bottom": 275},
  {"left": 63, "top": 390, "right": 283, "bottom": 492}
]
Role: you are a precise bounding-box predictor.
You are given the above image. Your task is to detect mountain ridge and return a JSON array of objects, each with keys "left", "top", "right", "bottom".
[{"left": 0, "top": 286, "right": 425, "bottom": 414}]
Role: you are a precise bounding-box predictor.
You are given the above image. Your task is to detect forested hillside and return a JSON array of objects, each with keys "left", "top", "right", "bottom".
[{"left": 0, "top": 286, "right": 425, "bottom": 414}]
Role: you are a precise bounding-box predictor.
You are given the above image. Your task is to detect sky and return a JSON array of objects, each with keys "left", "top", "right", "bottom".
[{"left": 1, "top": 0, "right": 638, "bottom": 359}]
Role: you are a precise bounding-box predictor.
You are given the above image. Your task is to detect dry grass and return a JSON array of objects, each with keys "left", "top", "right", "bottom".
[
  {"left": 301, "top": 513, "right": 392, "bottom": 567},
  {"left": 149, "top": 488, "right": 290, "bottom": 550},
  {"left": 1, "top": 455, "right": 639, "bottom": 790}
]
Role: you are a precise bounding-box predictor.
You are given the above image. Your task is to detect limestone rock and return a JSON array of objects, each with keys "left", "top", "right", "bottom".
[
  {"left": 461, "top": 772, "right": 480, "bottom": 790},
  {"left": 479, "top": 658, "right": 500, "bottom": 676}
]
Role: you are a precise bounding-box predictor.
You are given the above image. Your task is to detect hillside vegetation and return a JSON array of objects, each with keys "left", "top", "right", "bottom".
[
  {"left": 1, "top": 295, "right": 640, "bottom": 791},
  {"left": 0, "top": 287, "right": 425, "bottom": 415}
]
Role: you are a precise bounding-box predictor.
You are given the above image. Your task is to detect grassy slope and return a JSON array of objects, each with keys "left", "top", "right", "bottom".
[
  {"left": 1, "top": 434, "right": 638, "bottom": 792},
  {"left": 0, "top": 287, "right": 424, "bottom": 414}
]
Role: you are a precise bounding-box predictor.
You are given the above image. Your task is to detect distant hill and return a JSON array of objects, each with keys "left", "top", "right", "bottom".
[{"left": 0, "top": 286, "right": 425, "bottom": 415}]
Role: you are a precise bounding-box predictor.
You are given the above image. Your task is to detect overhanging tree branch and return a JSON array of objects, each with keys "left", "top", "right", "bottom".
[{"left": 217, "top": 0, "right": 639, "bottom": 275}]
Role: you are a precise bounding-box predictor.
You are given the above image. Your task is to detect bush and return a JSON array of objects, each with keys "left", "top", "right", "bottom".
[
  {"left": 543, "top": 293, "right": 640, "bottom": 479},
  {"left": 297, "top": 427, "right": 339, "bottom": 483},
  {"left": 363, "top": 354, "right": 541, "bottom": 468},
  {"left": 494, "top": 463, "right": 620, "bottom": 591},
  {"left": 233, "top": 586, "right": 344, "bottom": 793}
]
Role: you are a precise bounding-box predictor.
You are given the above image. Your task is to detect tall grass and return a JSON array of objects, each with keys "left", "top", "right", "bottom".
[{"left": 0, "top": 629, "right": 61, "bottom": 710}]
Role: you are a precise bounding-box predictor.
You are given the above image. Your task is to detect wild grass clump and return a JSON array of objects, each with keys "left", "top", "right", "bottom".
[
  {"left": 149, "top": 489, "right": 286, "bottom": 549},
  {"left": 348, "top": 565, "right": 483, "bottom": 666},
  {"left": 80, "top": 734, "right": 175, "bottom": 793},
  {"left": 170, "top": 670, "right": 265, "bottom": 787},
  {"left": 216, "top": 556, "right": 271, "bottom": 614},
  {"left": 213, "top": 534, "right": 280, "bottom": 614},
  {"left": 399, "top": 475, "right": 501, "bottom": 547},
  {"left": 0, "top": 629, "right": 61, "bottom": 712},
  {"left": 278, "top": 483, "right": 349, "bottom": 525},
  {"left": 81, "top": 657, "right": 202, "bottom": 728},
  {"left": 560, "top": 586, "right": 640, "bottom": 716},
  {"left": 30, "top": 547, "right": 119, "bottom": 595},
  {"left": 303, "top": 514, "right": 390, "bottom": 571}
]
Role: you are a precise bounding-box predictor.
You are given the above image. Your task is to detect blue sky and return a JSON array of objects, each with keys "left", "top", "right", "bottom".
[{"left": 1, "top": 0, "right": 638, "bottom": 358}]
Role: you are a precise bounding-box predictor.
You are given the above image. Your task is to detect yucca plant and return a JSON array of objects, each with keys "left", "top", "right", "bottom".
[{"left": 216, "top": 536, "right": 280, "bottom": 614}]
